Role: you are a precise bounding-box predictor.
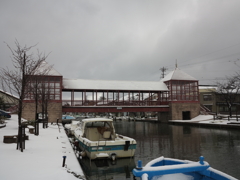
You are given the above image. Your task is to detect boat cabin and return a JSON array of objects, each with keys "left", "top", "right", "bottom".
[{"left": 82, "top": 118, "right": 116, "bottom": 141}]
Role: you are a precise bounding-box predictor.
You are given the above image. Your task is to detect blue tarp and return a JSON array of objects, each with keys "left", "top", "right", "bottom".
[{"left": 62, "top": 115, "right": 75, "bottom": 119}]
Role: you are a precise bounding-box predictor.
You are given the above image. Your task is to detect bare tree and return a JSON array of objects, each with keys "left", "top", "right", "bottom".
[
  {"left": 216, "top": 75, "right": 240, "bottom": 117},
  {"left": 0, "top": 40, "right": 49, "bottom": 151},
  {"left": 38, "top": 80, "right": 52, "bottom": 126},
  {"left": 0, "top": 96, "right": 6, "bottom": 110},
  {"left": 99, "top": 95, "right": 106, "bottom": 101},
  {"left": 29, "top": 63, "right": 53, "bottom": 122}
]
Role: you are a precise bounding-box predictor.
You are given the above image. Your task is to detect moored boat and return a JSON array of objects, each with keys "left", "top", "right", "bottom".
[
  {"left": 65, "top": 120, "right": 81, "bottom": 136},
  {"left": 73, "top": 118, "right": 137, "bottom": 160},
  {"left": 132, "top": 156, "right": 237, "bottom": 180}
]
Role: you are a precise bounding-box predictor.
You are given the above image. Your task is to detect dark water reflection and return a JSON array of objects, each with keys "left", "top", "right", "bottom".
[{"left": 81, "top": 121, "right": 240, "bottom": 179}]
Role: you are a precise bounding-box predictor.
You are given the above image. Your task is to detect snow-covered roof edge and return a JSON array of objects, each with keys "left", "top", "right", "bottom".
[
  {"left": 62, "top": 78, "right": 169, "bottom": 91},
  {"left": 199, "top": 85, "right": 218, "bottom": 91},
  {"left": 35, "top": 61, "right": 62, "bottom": 76},
  {"left": 161, "top": 68, "right": 197, "bottom": 82},
  {"left": 0, "top": 89, "right": 19, "bottom": 99}
]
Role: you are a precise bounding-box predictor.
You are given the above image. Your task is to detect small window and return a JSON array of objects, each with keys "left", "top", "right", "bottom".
[
  {"left": 55, "top": 89, "right": 60, "bottom": 94},
  {"left": 55, "top": 95, "right": 60, "bottom": 100},
  {"left": 203, "top": 94, "right": 212, "bottom": 101}
]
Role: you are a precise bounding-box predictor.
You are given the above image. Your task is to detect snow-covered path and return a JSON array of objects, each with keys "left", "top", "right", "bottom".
[{"left": 0, "top": 115, "right": 85, "bottom": 180}]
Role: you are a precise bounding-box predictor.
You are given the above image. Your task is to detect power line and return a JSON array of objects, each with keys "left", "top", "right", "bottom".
[
  {"left": 180, "top": 42, "right": 240, "bottom": 65},
  {"left": 162, "top": 42, "right": 240, "bottom": 69},
  {"left": 181, "top": 52, "right": 240, "bottom": 67}
]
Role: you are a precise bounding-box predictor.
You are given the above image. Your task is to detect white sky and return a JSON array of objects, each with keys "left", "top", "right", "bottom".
[{"left": 1, "top": 0, "right": 240, "bottom": 85}]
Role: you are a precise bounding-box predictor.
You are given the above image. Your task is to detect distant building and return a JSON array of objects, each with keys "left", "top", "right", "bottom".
[
  {"left": 199, "top": 86, "right": 217, "bottom": 113},
  {"left": 160, "top": 68, "right": 200, "bottom": 120},
  {"left": 199, "top": 85, "right": 240, "bottom": 115},
  {"left": 0, "top": 89, "right": 19, "bottom": 111},
  {"left": 22, "top": 61, "right": 63, "bottom": 122}
]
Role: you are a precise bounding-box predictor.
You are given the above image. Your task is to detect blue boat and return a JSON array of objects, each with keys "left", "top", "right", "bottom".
[{"left": 133, "top": 156, "right": 237, "bottom": 180}]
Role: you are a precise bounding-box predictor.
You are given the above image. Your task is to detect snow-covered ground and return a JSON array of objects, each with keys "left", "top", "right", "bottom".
[
  {"left": 0, "top": 114, "right": 85, "bottom": 180},
  {"left": 169, "top": 114, "right": 240, "bottom": 125}
]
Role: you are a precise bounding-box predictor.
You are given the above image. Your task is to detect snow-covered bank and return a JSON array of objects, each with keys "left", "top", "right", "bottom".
[
  {"left": 169, "top": 115, "right": 240, "bottom": 128},
  {"left": 0, "top": 114, "right": 85, "bottom": 180}
]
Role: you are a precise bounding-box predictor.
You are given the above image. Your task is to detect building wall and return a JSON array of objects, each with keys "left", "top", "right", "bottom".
[
  {"left": 170, "top": 102, "right": 200, "bottom": 120},
  {"left": 157, "top": 112, "right": 169, "bottom": 122},
  {"left": 22, "top": 102, "right": 62, "bottom": 122},
  {"left": 199, "top": 88, "right": 217, "bottom": 113},
  {"left": 47, "top": 102, "right": 62, "bottom": 122},
  {"left": 0, "top": 91, "right": 19, "bottom": 110},
  {"left": 22, "top": 103, "right": 35, "bottom": 120}
]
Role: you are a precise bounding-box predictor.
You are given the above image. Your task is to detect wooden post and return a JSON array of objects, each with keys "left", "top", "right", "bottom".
[{"left": 236, "top": 107, "right": 238, "bottom": 121}]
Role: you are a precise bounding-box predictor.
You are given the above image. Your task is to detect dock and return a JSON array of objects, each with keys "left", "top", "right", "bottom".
[{"left": 0, "top": 115, "right": 85, "bottom": 180}]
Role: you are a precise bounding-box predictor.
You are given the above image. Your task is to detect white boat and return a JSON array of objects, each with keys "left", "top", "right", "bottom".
[
  {"left": 65, "top": 120, "right": 81, "bottom": 136},
  {"left": 73, "top": 118, "right": 137, "bottom": 160}
]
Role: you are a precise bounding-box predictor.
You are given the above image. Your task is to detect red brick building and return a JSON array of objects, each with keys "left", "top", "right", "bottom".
[{"left": 22, "top": 62, "right": 200, "bottom": 122}]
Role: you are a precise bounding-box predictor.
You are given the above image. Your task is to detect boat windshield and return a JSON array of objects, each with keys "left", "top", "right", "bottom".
[{"left": 85, "top": 121, "right": 111, "bottom": 128}]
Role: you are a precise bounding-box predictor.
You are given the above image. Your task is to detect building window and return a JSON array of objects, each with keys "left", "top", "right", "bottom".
[
  {"left": 168, "top": 80, "right": 199, "bottom": 101},
  {"left": 203, "top": 94, "right": 212, "bottom": 101},
  {"left": 219, "top": 105, "right": 236, "bottom": 112},
  {"left": 25, "top": 76, "right": 62, "bottom": 101}
]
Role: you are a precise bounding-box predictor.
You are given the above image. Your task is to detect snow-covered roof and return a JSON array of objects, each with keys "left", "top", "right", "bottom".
[
  {"left": 82, "top": 118, "right": 113, "bottom": 123},
  {"left": 35, "top": 61, "right": 62, "bottom": 76},
  {"left": 63, "top": 78, "right": 169, "bottom": 91},
  {"left": 0, "top": 89, "right": 19, "bottom": 99},
  {"left": 199, "top": 86, "right": 217, "bottom": 91},
  {"left": 161, "top": 68, "right": 197, "bottom": 82}
]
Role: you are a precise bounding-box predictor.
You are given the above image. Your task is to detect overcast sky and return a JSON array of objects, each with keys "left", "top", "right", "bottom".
[{"left": 1, "top": 0, "right": 240, "bottom": 85}]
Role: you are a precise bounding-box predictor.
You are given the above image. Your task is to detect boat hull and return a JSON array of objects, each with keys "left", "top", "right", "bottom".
[
  {"left": 133, "top": 156, "right": 237, "bottom": 180},
  {"left": 72, "top": 118, "right": 137, "bottom": 160},
  {"left": 76, "top": 137, "right": 136, "bottom": 159}
]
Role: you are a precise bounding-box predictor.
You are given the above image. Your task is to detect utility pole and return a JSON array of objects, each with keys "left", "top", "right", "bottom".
[{"left": 160, "top": 67, "right": 168, "bottom": 79}]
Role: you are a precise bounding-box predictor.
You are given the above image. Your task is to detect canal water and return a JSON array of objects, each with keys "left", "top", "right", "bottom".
[{"left": 79, "top": 121, "right": 240, "bottom": 179}]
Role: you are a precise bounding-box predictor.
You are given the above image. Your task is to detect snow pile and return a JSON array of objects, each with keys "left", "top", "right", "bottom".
[
  {"left": 0, "top": 115, "right": 85, "bottom": 180},
  {"left": 168, "top": 115, "right": 213, "bottom": 123},
  {"left": 152, "top": 173, "right": 194, "bottom": 180},
  {"left": 169, "top": 114, "right": 240, "bottom": 124}
]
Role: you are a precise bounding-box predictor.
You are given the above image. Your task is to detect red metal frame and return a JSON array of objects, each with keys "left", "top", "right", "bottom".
[
  {"left": 24, "top": 74, "right": 199, "bottom": 114},
  {"left": 25, "top": 75, "right": 62, "bottom": 101},
  {"left": 62, "top": 106, "right": 169, "bottom": 113},
  {"left": 62, "top": 89, "right": 169, "bottom": 107},
  {"left": 165, "top": 80, "right": 199, "bottom": 102}
]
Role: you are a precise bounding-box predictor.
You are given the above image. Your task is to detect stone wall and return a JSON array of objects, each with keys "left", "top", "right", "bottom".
[
  {"left": 157, "top": 112, "right": 169, "bottom": 122},
  {"left": 170, "top": 102, "right": 200, "bottom": 120},
  {"left": 47, "top": 102, "right": 62, "bottom": 122},
  {"left": 22, "top": 102, "right": 62, "bottom": 122},
  {"left": 22, "top": 103, "right": 35, "bottom": 120}
]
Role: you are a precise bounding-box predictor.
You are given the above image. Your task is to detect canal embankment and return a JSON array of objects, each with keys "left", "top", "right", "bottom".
[
  {"left": 168, "top": 115, "right": 240, "bottom": 129},
  {"left": 133, "top": 114, "right": 240, "bottom": 129}
]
